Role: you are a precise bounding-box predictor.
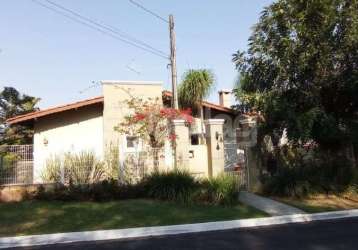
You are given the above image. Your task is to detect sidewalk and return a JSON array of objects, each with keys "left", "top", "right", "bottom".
[{"left": 239, "top": 191, "right": 305, "bottom": 216}]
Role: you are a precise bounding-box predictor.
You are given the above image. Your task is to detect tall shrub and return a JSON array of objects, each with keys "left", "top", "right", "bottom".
[
  {"left": 41, "top": 151, "right": 116, "bottom": 184},
  {"left": 201, "top": 174, "right": 239, "bottom": 205},
  {"left": 144, "top": 170, "right": 199, "bottom": 204}
]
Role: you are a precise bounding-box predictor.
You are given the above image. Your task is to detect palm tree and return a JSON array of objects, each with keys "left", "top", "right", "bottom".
[{"left": 178, "top": 69, "right": 215, "bottom": 142}]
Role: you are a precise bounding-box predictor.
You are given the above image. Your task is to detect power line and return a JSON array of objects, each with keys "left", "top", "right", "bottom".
[
  {"left": 128, "top": 0, "right": 168, "bottom": 23},
  {"left": 78, "top": 81, "right": 100, "bottom": 94},
  {"left": 36, "top": 0, "right": 168, "bottom": 59},
  {"left": 43, "top": 0, "right": 168, "bottom": 57},
  {"left": 105, "top": 23, "right": 168, "bottom": 57},
  {"left": 31, "top": 0, "right": 169, "bottom": 59}
]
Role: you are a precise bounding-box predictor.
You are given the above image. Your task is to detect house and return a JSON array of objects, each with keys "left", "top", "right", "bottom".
[{"left": 7, "top": 81, "right": 249, "bottom": 183}]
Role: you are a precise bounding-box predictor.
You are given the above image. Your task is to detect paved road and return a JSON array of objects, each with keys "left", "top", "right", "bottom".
[{"left": 10, "top": 218, "right": 358, "bottom": 250}]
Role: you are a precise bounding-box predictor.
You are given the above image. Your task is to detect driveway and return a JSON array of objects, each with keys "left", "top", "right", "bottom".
[{"left": 9, "top": 218, "right": 358, "bottom": 250}]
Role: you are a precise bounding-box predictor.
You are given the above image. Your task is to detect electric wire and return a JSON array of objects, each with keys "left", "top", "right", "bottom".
[{"left": 31, "top": 0, "right": 169, "bottom": 59}]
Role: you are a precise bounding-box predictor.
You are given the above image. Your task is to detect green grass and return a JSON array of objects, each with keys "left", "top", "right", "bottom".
[{"left": 0, "top": 199, "right": 267, "bottom": 237}]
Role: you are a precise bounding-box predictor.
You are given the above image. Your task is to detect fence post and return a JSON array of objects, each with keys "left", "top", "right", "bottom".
[{"left": 237, "top": 116, "right": 259, "bottom": 192}]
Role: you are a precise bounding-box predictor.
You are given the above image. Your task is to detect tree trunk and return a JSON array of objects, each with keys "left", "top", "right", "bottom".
[{"left": 153, "top": 148, "right": 159, "bottom": 172}]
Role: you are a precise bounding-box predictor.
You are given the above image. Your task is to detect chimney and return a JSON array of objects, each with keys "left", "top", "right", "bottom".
[{"left": 218, "top": 89, "right": 232, "bottom": 108}]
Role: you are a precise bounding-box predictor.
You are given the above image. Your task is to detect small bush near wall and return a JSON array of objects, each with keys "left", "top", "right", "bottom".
[
  {"left": 200, "top": 174, "right": 239, "bottom": 206},
  {"left": 34, "top": 180, "right": 145, "bottom": 202},
  {"left": 143, "top": 170, "right": 199, "bottom": 204},
  {"left": 143, "top": 170, "right": 240, "bottom": 205},
  {"left": 21, "top": 170, "right": 240, "bottom": 205}
]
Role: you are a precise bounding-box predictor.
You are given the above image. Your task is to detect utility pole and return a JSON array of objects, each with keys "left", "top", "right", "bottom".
[
  {"left": 169, "top": 14, "right": 178, "bottom": 169},
  {"left": 169, "top": 14, "right": 178, "bottom": 109}
]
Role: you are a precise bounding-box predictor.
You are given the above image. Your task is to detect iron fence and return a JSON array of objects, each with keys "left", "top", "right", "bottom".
[
  {"left": 225, "top": 169, "right": 247, "bottom": 190},
  {"left": 0, "top": 145, "right": 33, "bottom": 185}
]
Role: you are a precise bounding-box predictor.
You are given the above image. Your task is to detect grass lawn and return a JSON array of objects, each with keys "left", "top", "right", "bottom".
[
  {"left": 274, "top": 195, "right": 358, "bottom": 213},
  {"left": 0, "top": 199, "right": 267, "bottom": 237}
]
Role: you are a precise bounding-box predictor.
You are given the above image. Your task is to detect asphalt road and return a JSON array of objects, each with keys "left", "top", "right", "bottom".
[{"left": 10, "top": 217, "right": 358, "bottom": 250}]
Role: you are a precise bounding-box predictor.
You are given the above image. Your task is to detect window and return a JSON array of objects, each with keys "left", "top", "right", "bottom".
[
  {"left": 126, "top": 136, "right": 138, "bottom": 148},
  {"left": 191, "top": 134, "right": 199, "bottom": 145}
]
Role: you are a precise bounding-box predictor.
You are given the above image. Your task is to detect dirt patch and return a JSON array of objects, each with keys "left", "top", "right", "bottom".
[
  {"left": 0, "top": 184, "right": 54, "bottom": 202},
  {"left": 303, "top": 195, "right": 358, "bottom": 210},
  {"left": 275, "top": 194, "right": 358, "bottom": 213}
]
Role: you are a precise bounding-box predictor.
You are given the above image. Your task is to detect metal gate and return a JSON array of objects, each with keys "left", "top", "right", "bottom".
[
  {"left": 0, "top": 145, "right": 33, "bottom": 185},
  {"left": 223, "top": 141, "right": 247, "bottom": 189}
]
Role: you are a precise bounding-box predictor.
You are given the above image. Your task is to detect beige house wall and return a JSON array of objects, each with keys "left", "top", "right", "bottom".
[
  {"left": 33, "top": 105, "right": 103, "bottom": 183},
  {"left": 102, "top": 81, "right": 164, "bottom": 161}
]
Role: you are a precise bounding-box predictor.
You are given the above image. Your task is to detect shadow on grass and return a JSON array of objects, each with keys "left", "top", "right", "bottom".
[{"left": 0, "top": 199, "right": 267, "bottom": 237}]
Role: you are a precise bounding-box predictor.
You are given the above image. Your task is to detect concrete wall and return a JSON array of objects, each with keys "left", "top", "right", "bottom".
[
  {"left": 188, "top": 145, "right": 208, "bottom": 177},
  {"left": 173, "top": 119, "right": 225, "bottom": 178},
  {"left": 102, "top": 81, "right": 163, "bottom": 153},
  {"left": 205, "top": 119, "right": 225, "bottom": 177},
  {"left": 33, "top": 104, "right": 103, "bottom": 183}
]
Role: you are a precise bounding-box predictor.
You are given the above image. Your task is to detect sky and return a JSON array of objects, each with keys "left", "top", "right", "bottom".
[{"left": 0, "top": 0, "right": 273, "bottom": 109}]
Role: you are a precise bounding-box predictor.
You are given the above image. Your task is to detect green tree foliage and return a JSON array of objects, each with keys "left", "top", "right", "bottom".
[
  {"left": 178, "top": 69, "right": 215, "bottom": 143},
  {"left": 233, "top": 0, "right": 358, "bottom": 151},
  {"left": 178, "top": 69, "right": 215, "bottom": 117},
  {"left": 0, "top": 87, "right": 40, "bottom": 144}
]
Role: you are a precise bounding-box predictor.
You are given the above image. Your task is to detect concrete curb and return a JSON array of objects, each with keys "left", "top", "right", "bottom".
[{"left": 1, "top": 209, "right": 358, "bottom": 249}]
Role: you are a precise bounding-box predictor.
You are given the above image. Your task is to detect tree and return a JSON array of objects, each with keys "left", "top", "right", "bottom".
[
  {"left": 115, "top": 96, "right": 192, "bottom": 170},
  {"left": 233, "top": 0, "right": 358, "bottom": 158},
  {"left": 0, "top": 87, "right": 40, "bottom": 145},
  {"left": 178, "top": 69, "right": 215, "bottom": 142}
]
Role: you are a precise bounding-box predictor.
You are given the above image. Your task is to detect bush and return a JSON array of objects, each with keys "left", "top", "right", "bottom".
[
  {"left": 261, "top": 151, "right": 357, "bottom": 197},
  {"left": 34, "top": 179, "right": 146, "bottom": 202},
  {"left": 41, "top": 151, "right": 118, "bottom": 185},
  {"left": 200, "top": 174, "right": 239, "bottom": 205},
  {"left": 41, "top": 156, "right": 62, "bottom": 183},
  {"left": 261, "top": 166, "right": 308, "bottom": 197},
  {"left": 34, "top": 170, "right": 241, "bottom": 206},
  {"left": 143, "top": 170, "right": 199, "bottom": 204},
  {"left": 305, "top": 157, "right": 355, "bottom": 194},
  {"left": 143, "top": 170, "right": 239, "bottom": 205}
]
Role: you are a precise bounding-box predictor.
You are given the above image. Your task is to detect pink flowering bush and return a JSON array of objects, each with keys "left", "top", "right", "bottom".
[{"left": 115, "top": 97, "right": 193, "bottom": 169}]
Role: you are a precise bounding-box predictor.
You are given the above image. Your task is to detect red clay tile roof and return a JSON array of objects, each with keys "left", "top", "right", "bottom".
[
  {"left": 6, "top": 96, "right": 104, "bottom": 125},
  {"left": 7, "top": 91, "right": 234, "bottom": 125}
]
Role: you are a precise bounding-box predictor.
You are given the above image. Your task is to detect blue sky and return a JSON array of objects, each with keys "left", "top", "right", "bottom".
[{"left": 0, "top": 0, "right": 272, "bottom": 108}]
